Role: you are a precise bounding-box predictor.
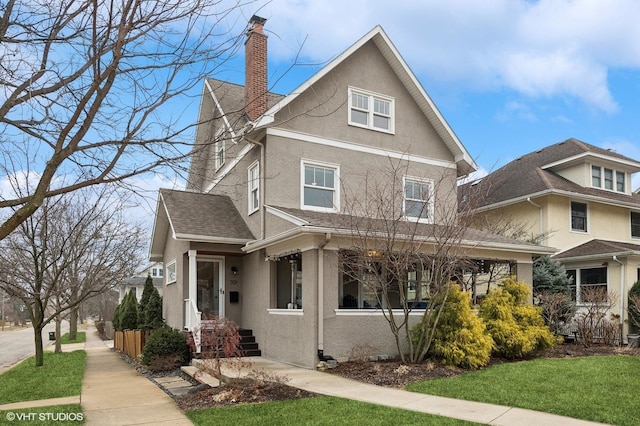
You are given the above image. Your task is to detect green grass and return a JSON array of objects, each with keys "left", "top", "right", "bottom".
[
  {"left": 407, "top": 355, "right": 640, "bottom": 426},
  {"left": 0, "top": 351, "right": 86, "bottom": 404},
  {"left": 186, "top": 396, "right": 479, "bottom": 425},
  {"left": 0, "top": 404, "right": 84, "bottom": 425},
  {"left": 59, "top": 332, "right": 86, "bottom": 344}
]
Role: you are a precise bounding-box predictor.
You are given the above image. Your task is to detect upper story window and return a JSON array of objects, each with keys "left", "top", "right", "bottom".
[
  {"left": 632, "top": 211, "right": 640, "bottom": 238},
  {"left": 301, "top": 160, "right": 339, "bottom": 212},
  {"left": 248, "top": 161, "right": 259, "bottom": 215},
  {"left": 166, "top": 260, "right": 177, "bottom": 284},
  {"left": 570, "top": 201, "right": 588, "bottom": 232},
  {"left": 348, "top": 87, "right": 394, "bottom": 133},
  {"left": 213, "top": 128, "right": 225, "bottom": 171},
  {"left": 403, "top": 177, "right": 434, "bottom": 223},
  {"left": 591, "top": 165, "right": 625, "bottom": 193}
]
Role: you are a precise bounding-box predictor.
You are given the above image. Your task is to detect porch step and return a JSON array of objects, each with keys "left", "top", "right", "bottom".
[{"left": 189, "top": 328, "right": 261, "bottom": 359}]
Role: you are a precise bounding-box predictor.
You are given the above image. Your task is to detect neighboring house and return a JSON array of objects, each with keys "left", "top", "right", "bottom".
[
  {"left": 150, "top": 16, "right": 554, "bottom": 368},
  {"left": 461, "top": 138, "right": 640, "bottom": 337},
  {"left": 117, "top": 262, "right": 164, "bottom": 303}
]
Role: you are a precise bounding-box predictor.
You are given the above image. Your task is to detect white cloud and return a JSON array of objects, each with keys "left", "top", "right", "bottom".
[{"left": 255, "top": 0, "right": 640, "bottom": 112}]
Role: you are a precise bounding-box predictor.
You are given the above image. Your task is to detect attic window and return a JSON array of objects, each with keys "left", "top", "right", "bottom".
[
  {"left": 591, "top": 165, "right": 626, "bottom": 193},
  {"left": 348, "top": 87, "right": 394, "bottom": 133}
]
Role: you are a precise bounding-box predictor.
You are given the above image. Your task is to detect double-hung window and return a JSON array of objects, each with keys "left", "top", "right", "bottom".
[
  {"left": 632, "top": 211, "right": 640, "bottom": 238},
  {"left": 570, "top": 201, "right": 587, "bottom": 232},
  {"left": 403, "top": 177, "right": 434, "bottom": 223},
  {"left": 248, "top": 161, "right": 259, "bottom": 214},
  {"left": 591, "top": 165, "right": 626, "bottom": 193},
  {"left": 301, "top": 161, "right": 339, "bottom": 212},
  {"left": 348, "top": 87, "right": 394, "bottom": 133},
  {"left": 213, "top": 129, "right": 225, "bottom": 171}
]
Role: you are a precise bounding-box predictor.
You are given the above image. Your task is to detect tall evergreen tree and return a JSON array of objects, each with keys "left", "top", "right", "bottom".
[
  {"left": 533, "top": 256, "right": 572, "bottom": 293},
  {"left": 144, "top": 290, "right": 164, "bottom": 330},
  {"left": 138, "top": 274, "right": 155, "bottom": 327},
  {"left": 120, "top": 291, "right": 139, "bottom": 330}
]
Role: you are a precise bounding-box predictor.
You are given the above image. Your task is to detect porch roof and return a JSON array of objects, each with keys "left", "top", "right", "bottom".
[
  {"left": 552, "top": 239, "right": 640, "bottom": 262},
  {"left": 150, "top": 189, "right": 255, "bottom": 260},
  {"left": 248, "top": 205, "right": 556, "bottom": 255}
]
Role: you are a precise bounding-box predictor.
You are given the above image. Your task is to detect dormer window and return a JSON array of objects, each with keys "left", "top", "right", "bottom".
[
  {"left": 348, "top": 87, "right": 394, "bottom": 133},
  {"left": 591, "top": 165, "right": 625, "bottom": 193}
]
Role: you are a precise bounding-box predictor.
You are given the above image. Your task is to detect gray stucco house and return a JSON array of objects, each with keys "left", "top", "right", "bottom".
[{"left": 150, "top": 16, "right": 554, "bottom": 368}]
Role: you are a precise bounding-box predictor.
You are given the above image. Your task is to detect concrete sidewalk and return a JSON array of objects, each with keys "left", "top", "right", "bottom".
[
  {"left": 217, "top": 357, "right": 609, "bottom": 426},
  {"left": 81, "top": 325, "right": 192, "bottom": 426}
]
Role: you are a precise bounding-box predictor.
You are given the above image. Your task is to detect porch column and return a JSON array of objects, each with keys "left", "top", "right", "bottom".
[{"left": 188, "top": 250, "right": 197, "bottom": 327}]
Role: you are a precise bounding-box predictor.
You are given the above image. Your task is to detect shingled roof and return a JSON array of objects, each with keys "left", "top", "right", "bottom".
[
  {"left": 461, "top": 138, "right": 640, "bottom": 210},
  {"left": 150, "top": 189, "right": 255, "bottom": 260},
  {"left": 553, "top": 239, "right": 640, "bottom": 260},
  {"left": 265, "top": 205, "right": 554, "bottom": 254}
]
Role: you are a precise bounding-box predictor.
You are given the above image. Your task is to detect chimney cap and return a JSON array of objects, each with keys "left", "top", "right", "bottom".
[{"left": 250, "top": 15, "right": 267, "bottom": 26}]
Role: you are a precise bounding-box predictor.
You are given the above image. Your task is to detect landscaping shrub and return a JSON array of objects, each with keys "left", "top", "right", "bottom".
[
  {"left": 428, "top": 285, "right": 493, "bottom": 369},
  {"left": 141, "top": 327, "right": 190, "bottom": 370},
  {"left": 628, "top": 281, "right": 640, "bottom": 334},
  {"left": 143, "top": 290, "right": 164, "bottom": 330},
  {"left": 119, "top": 291, "right": 139, "bottom": 330},
  {"left": 480, "top": 279, "right": 557, "bottom": 359},
  {"left": 532, "top": 256, "right": 576, "bottom": 334}
]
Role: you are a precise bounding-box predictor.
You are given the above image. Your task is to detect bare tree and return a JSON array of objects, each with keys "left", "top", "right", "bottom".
[
  {"left": 0, "top": 0, "right": 260, "bottom": 240},
  {"left": 337, "top": 160, "right": 477, "bottom": 363},
  {"left": 0, "top": 185, "right": 145, "bottom": 366}
]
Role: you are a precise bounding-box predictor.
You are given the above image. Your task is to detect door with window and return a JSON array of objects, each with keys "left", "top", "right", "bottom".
[{"left": 197, "top": 258, "right": 225, "bottom": 319}]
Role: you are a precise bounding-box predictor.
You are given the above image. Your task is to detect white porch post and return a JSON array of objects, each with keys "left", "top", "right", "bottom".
[{"left": 188, "top": 249, "right": 197, "bottom": 328}]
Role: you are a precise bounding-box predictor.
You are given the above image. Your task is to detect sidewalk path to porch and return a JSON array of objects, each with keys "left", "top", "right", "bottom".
[
  {"left": 81, "top": 324, "right": 193, "bottom": 426},
  {"left": 218, "top": 357, "right": 608, "bottom": 426}
]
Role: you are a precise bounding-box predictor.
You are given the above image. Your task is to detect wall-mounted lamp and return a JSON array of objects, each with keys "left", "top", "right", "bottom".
[{"left": 231, "top": 266, "right": 239, "bottom": 275}]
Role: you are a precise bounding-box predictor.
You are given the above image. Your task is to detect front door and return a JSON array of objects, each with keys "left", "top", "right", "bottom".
[{"left": 196, "top": 257, "right": 225, "bottom": 319}]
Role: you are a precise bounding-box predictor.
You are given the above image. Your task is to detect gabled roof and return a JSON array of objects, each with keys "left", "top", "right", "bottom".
[
  {"left": 553, "top": 239, "right": 640, "bottom": 261},
  {"left": 461, "top": 138, "right": 640, "bottom": 210},
  {"left": 252, "top": 25, "right": 477, "bottom": 177},
  {"left": 246, "top": 205, "right": 556, "bottom": 255},
  {"left": 150, "top": 189, "right": 255, "bottom": 260}
]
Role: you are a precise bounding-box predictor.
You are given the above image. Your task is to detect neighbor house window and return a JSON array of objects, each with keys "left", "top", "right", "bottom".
[
  {"left": 166, "top": 260, "right": 176, "bottom": 284},
  {"left": 274, "top": 255, "right": 302, "bottom": 309},
  {"left": 632, "top": 212, "right": 640, "bottom": 238},
  {"left": 248, "top": 161, "right": 259, "bottom": 214},
  {"left": 591, "top": 165, "right": 626, "bottom": 193},
  {"left": 301, "top": 161, "right": 339, "bottom": 212},
  {"left": 566, "top": 267, "right": 608, "bottom": 304},
  {"left": 404, "top": 177, "right": 434, "bottom": 223},
  {"left": 570, "top": 201, "right": 588, "bottom": 232},
  {"left": 348, "top": 87, "right": 394, "bottom": 133}
]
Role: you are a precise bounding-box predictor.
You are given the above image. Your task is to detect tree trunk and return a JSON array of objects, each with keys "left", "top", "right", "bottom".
[
  {"left": 55, "top": 316, "right": 62, "bottom": 353},
  {"left": 34, "top": 326, "right": 44, "bottom": 367},
  {"left": 69, "top": 307, "right": 78, "bottom": 341}
]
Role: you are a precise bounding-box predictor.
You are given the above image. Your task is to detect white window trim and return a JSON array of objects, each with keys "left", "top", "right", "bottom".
[
  {"left": 214, "top": 128, "right": 225, "bottom": 171},
  {"left": 631, "top": 211, "right": 640, "bottom": 239},
  {"left": 248, "top": 160, "right": 260, "bottom": 215},
  {"left": 403, "top": 176, "right": 434, "bottom": 224},
  {"left": 165, "top": 260, "right": 177, "bottom": 284},
  {"left": 569, "top": 200, "right": 589, "bottom": 234},
  {"left": 348, "top": 87, "right": 395, "bottom": 134},
  {"left": 300, "top": 159, "right": 340, "bottom": 213},
  {"left": 567, "top": 266, "right": 609, "bottom": 306},
  {"left": 590, "top": 163, "right": 627, "bottom": 193}
]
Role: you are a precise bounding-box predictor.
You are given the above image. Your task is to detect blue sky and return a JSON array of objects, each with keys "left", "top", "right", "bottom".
[{"left": 217, "top": 0, "right": 640, "bottom": 185}]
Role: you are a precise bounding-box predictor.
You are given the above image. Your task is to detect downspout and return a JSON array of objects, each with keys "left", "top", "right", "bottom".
[
  {"left": 612, "top": 255, "right": 625, "bottom": 334},
  {"left": 526, "top": 197, "right": 544, "bottom": 240},
  {"left": 317, "top": 233, "right": 332, "bottom": 362}
]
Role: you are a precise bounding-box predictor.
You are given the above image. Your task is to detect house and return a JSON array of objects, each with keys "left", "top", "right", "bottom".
[
  {"left": 461, "top": 138, "right": 640, "bottom": 337},
  {"left": 116, "top": 262, "right": 164, "bottom": 303},
  {"left": 150, "top": 16, "right": 555, "bottom": 368}
]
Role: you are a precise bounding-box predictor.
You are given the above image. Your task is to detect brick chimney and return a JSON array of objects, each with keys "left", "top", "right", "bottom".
[{"left": 245, "top": 15, "right": 268, "bottom": 120}]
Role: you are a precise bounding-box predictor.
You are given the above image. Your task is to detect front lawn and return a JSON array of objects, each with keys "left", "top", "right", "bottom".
[
  {"left": 60, "top": 332, "right": 86, "bottom": 344},
  {"left": 186, "top": 396, "right": 479, "bottom": 426},
  {"left": 407, "top": 355, "right": 640, "bottom": 426},
  {"left": 0, "top": 351, "right": 86, "bottom": 404}
]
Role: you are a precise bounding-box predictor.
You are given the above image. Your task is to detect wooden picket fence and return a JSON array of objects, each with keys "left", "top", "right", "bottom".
[{"left": 113, "top": 329, "right": 153, "bottom": 359}]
